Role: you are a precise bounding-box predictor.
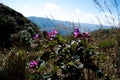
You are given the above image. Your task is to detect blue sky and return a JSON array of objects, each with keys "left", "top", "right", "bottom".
[{"left": 0, "top": 0, "right": 119, "bottom": 25}]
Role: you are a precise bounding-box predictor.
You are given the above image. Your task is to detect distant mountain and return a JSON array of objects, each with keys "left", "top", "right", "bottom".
[
  {"left": 28, "top": 16, "right": 111, "bottom": 35},
  {"left": 0, "top": 3, "right": 41, "bottom": 49}
]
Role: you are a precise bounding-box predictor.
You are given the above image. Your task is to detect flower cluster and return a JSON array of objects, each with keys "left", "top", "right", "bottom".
[
  {"left": 29, "top": 60, "right": 39, "bottom": 68},
  {"left": 81, "top": 32, "right": 90, "bottom": 40},
  {"left": 74, "top": 27, "right": 90, "bottom": 40},
  {"left": 46, "top": 29, "right": 59, "bottom": 40}
]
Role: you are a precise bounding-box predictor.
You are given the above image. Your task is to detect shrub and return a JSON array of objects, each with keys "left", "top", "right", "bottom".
[{"left": 26, "top": 29, "right": 109, "bottom": 80}]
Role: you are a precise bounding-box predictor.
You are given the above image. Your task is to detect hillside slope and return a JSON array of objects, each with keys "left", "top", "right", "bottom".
[
  {"left": 91, "top": 28, "right": 120, "bottom": 78},
  {"left": 0, "top": 3, "right": 41, "bottom": 49}
]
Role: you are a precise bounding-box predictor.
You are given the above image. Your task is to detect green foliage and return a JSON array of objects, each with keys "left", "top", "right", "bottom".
[
  {"left": 26, "top": 35, "right": 109, "bottom": 80},
  {"left": 19, "top": 24, "right": 38, "bottom": 48},
  {"left": 0, "top": 3, "right": 41, "bottom": 49},
  {"left": 0, "top": 15, "right": 40, "bottom": 49},
  {"left": 0, "top": 15, "right": 17, "bottom": 48},
  {"left": 98, "top": 41, "right": 115, "bottom": 50}
]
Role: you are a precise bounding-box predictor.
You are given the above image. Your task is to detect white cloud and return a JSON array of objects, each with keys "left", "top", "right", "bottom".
[
  {"left": 75, "top": 8, "right": 82, "bottom": 13},
  {"left": 16, "top": 2, "right": 60, "bottom": 17},
  {"left": 37, "top": 2, "right": 61, "bottom": 19},
  {"left": 17, "top": 5, "right": 117, "bottom": 26},
  {"left": 44, "top": 2, "right": 60, "bottom": 11},
  {"left": 73, "top": 8, "right": 98, "bottom": 24},
  {"left": 96, "top": 12, "right": 118, "bottom": 26},
  {"left": 73, "top": 8, "right": 117, "bottom": 26}
]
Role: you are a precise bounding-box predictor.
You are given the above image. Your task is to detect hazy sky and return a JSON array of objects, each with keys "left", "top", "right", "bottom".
[{"left": 0, "top": 0, "right": 118, "bottom": 25}]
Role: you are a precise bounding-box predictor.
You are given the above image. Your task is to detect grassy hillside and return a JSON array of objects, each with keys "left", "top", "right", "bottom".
[{"left": 91, "top": 28, "right": 120, "bottom": 79}]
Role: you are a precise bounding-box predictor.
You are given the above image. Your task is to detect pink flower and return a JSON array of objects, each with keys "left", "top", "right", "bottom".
[
  {"left": 81, "top": 32, "right": 90, "bottom": 40},
  {"left": 52, "top": 29, "right": 59, "bottom": 34},
  {"left": 74, "top": 27, "right": 80, "bottom": 37},
  {"left": 34, "top": 34, "right": 39, "bottom": 40},
  {"left": 29, "top": 60, "right": 39, "bottom": 68},
  {"left": 46, "top": 29, "right": 58, "bottom": 40},
  {"left": 73, "top": 27, "right": 90, "bottom": 40}
]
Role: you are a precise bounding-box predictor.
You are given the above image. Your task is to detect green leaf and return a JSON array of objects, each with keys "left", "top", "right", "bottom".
[{"left": 38, "top": 60, "right": 46, "bottom": 71}]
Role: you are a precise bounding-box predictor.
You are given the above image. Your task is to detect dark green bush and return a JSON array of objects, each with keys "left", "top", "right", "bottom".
[{"left": 0, "top": 15, "right": 17, "bottom": 48}]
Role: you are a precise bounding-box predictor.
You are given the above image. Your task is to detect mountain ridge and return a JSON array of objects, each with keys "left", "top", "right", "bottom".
[{"left": 28, "top": 16, "right": 111, "bottom": 35}]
